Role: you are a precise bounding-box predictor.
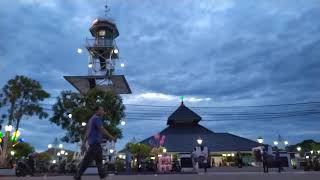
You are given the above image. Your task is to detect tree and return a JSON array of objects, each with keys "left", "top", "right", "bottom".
[
  {"left": 0, "top": 75, "right": 50, "bottom": 166},
  {"left": 12, "top": 142, "right": 35, "bottom": 159},
  {"left": 50, "top": 88, "right": 125, "bottom": 143}
]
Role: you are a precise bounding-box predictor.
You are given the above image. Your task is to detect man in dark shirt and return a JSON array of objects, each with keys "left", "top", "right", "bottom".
[{"left": 74, "top": 106, "right": 116, "bottom": 180}]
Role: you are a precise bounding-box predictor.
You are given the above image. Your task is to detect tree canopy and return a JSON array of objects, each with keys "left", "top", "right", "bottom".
[
  {"left": 12, "top": 142, "right": 35, "bottom": 159},
  {"left": 50, "top": 88, "right": 125, "bottom": 143},
  {"left": 0, "top": 75, "right": 50, "bottom": 129}
]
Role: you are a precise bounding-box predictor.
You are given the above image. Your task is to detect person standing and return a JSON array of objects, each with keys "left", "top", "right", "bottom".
[
  {"left": 74, "top": 106, "right": 116, "bottom": 180},
  {"left": 262, "top": 150, "right": 269, "bottom": 173},
  {"left": 236, "top": 151, "right": 243, "bottom": 168},
  {"left": 275, "top": 149, "right": 281, "bottom": 173},
  {"left": 125, "top": 146, "right": 132, "bottom": 174}
]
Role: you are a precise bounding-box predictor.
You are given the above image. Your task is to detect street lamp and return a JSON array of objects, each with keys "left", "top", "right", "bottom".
[
  {"left": 120, "top": 63, "right": 125, "bottom": 68},
  {"left": 48, "top": 144, "right": 53, "bottom": 149},
  {"left": 59, "top": 144, "right": 63, "bottom": 149},
  {"left": 257, "top": 136, "right": 264, "bottom": 144},
  {"left": 197, "top": 137, "right": 203, "bottom": 145},
  {"left": 68, "top": 113, "right": 72, "bottom": 119},
  {"left": 77, "top": 48, "right": 83, "bottom": 54},
  {"left": 10, "top": 151, "right": 15, "bottom": 156},
  {"left": 5, "top": 125, "right": 13, "bottom": 132},
  {"left": 163, "top": 148, "right": 167, "bottom": 153},
  {"left": 52, "top": 160, "right": 57, "bottom": 164},
  {"left": 297, "top": 146, "right": 302, "bottom": 152},
  {"left": 61, "top": 150, "right": 65, "bottom": 155},
  {"left": 120, "top": 120, "right": 126, "bottom": 126},
  {"left": 81, "top": 122, "right": 87, "bottom": 127},
  {"left": 57, "top": 152, "right": 61, "bottom": 156},
  {"left": 273, "top": 141, "right": 279, "bottom": 146},
  {"left": 310, "top": 150, "right": 314, "bottom": 154},
  {"left": 109, "top": 149, "right": 114, "bottom": 154},
  {"left": 284, "top": 141, "right": 289, "bottom": 146},
  {"left": 113, "top": 48, "right": 119, "bottom": 54}
]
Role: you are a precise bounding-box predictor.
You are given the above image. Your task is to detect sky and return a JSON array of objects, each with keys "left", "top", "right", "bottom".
[{"left": 0, "top": 0, "right": 320, "bottom": 152}]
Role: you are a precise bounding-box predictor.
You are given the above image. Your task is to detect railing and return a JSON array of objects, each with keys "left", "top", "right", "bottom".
[{"left": 85, "top": 38, "right": 114, "bottom": 48}]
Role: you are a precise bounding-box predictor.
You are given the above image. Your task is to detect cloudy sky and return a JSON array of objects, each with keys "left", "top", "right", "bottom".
[{"left": 0, "top": 0, "right": 320, "bottom": 152}]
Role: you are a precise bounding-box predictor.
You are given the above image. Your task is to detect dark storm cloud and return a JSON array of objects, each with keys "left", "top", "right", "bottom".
[{"left": 0, "top": 0, "right": 320, "bottom": 151}]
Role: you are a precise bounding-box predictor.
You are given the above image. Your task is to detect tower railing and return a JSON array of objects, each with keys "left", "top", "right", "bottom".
[{"left": 85, "top": 38, "right": 114, "bottom": 48}]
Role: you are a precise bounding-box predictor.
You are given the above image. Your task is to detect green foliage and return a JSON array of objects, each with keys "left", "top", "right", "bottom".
[
  {"left": 0, "top": 75, "right": 50, "bottom": 128},
  {"left": 12, "top": 142, "right": 35, "bottom": 158},
  {"left": 35, "top": 152, "right": 51, "bottom": 162},
  {"left": 127, "top": 143, "right": 152, "bottom": 158},
  {"left": 50, "top": 88, "right": 125, "bottom": 143}
]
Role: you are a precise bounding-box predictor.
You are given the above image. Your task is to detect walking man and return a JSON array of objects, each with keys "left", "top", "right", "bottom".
[{"left": 74, "top": 106, "right": 116, "bottom": 180}]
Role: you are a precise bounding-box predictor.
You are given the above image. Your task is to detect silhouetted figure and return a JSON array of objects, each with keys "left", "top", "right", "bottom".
[
  {"left": 125, "top": 146, "right": 132, "bottom": 174},
  {"left": 262, "top": 150, "right": 269, "bottom": 173},
  {"left": 236, "top": 151, "right": 243, "bottom": 168},
  {"left": 27, "top": 154, "right": 35, "bottom": 176},
  {"left": 275, "top": 149, "right": 281, "bottom": 173}
]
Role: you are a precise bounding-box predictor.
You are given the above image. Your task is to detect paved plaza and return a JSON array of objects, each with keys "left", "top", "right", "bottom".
[{"left": 1, "top": 172, "right": 320, "bottom": 180}]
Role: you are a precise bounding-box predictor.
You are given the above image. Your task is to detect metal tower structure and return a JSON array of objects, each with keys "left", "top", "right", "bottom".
[{"left": 64, "top": 0, "right": 131, "bottom": 94}]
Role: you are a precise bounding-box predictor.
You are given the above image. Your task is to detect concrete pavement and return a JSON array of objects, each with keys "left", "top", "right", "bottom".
[{"left": 1, "top": 172, "right": 320, "bottom": 180}]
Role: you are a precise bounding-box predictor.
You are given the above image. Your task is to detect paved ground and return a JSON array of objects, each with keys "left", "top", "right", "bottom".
[{"left": 1, "top": 172, "right": 320, "bottom": 180}]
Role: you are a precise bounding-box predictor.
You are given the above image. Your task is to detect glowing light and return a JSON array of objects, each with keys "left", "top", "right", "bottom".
[
  {"left": 5, "top": 125, "right": 13, "bottom": 132},
  {"left": 158, "top": 154, "right": 162, "bottom": 158},
  {"left": 0, "top": 132, "right": 3, "bottom": 138},
  {"left": 0, "top": 138, "right": 2, "bottom": 143},
  {"left": 82, "top": 122, "right": 87, "bottom": 126},
  {"left": 77, "top": 48, "right": 83, "bottom": 54},
  {"left": 306, "top": 156, "right": 310, "bottom": 159},
  {"left": 163, "top": 148, "right": 167, "bottom": 153},
  {"left": 68, "top": 113, "right": 72, "bottom": 119},
  {"left": 59, "top": 144, "right": 63, "bottom": 149},
  {"left": 231, "top": 153, "right": 235, "bottom": 157},
  {"left": 113, "top": 48, "right": 118, "bottom": 54},
  {"left": 48, "top": 144, "right": 53, "bottom": 149},
  {"left": 52, "top": 160, "right": 56, "bottom": 164},
  {"left": 310, "top": 150, "right": 314, "bottom": 154},
  {"left": 88, "top": 63, "right": 93, "bottom": 68},
  {"left": 10, "top": 151, "right": 15, "bottom": 156},
  {"left": 284, "top": 141, "right": 289, "bottom": 145},
  {"left": 150, "top": 157, "right": 155, "bottom": 160},
  {"left": 197, "top": 138, "right": 203, "bottom": 145},
  {"left": 120, "top": 63, "right": 125, "bottom": 68},
  {"left": 61, "top": 150, "right": 65, "bottom": 155},
  {"left": 297, "top": 146, "right": 302, "bottom": 152},
  {"left": 222, "top": 154, "right": 227, "bottom": 157},
  {"left": 13, "top": 131, "right": 21, "bottom": 138},
  {"left": 257, "top": 137, "right": 264, "bottom": 144},
  {"left": 273, "top": 141, "right": 279, "bottom": 146},
  {"left": 57, "top": 152, "right": 61, "bottom": 156},
  {"left": 120, "top": 120, "right": 126, "bottom": 126},
  {"left": 109, "top": 149, "right": 114, "bottom": 154},
  {"left": 65, "top": 152, "right": 68, "bottom": 156}
]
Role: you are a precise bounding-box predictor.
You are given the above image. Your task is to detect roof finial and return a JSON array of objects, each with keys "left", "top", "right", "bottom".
[
  {"left": 180, "top": 96, "right": 184, "bottom": 105},
  {"left": 104, "top": 0, "right": 110, "bottom": 17}
]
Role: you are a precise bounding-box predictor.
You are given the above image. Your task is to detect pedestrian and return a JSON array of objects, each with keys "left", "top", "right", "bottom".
[
  {"left": 262, "top": 149, "right": 269, "bottom": 173},
  {"left": 27, "top": 154, "right": 35, "bottom": 176},
  {"left": 125, "top": 146, "right": 132, "bottom": 174},
  {"left": 236, "top": 151, "right": 243, "bottom": 168},
  {"left": 74, "top": 105, "right": 116, "bottom": 180},
  {"left": 275, "top": 149, "right": 281, "bottom": 173}
]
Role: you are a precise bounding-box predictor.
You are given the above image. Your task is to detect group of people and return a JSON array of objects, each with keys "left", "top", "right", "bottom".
[
  {"left": 262, "top": 149, "right": 283, "bottom": 173},
  {"left": 191, "top": 146, "right": 209, "bottom": 173}
]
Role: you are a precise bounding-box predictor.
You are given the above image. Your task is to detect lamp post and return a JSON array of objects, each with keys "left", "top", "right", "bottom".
[
  {"left": 257, "top": 136, "right": 264, "bottom": 144},
  {"left": 197, "top": 137, "right": 203, "bottom": 145}
]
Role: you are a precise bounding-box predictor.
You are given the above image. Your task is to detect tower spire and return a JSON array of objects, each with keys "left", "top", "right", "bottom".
[{"left": 104, "top": 0, "right": 110, "bottom": 17}]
